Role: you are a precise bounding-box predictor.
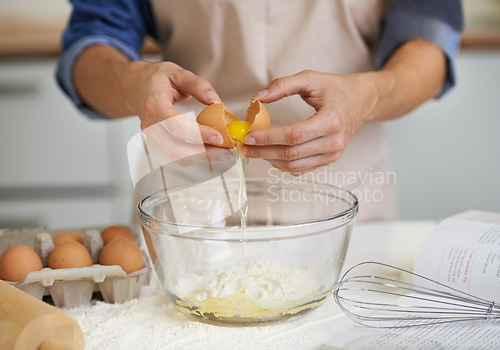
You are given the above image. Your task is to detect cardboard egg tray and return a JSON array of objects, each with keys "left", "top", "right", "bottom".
[{"left": 0, "top": 226, "right": 152, "bottom": 308}]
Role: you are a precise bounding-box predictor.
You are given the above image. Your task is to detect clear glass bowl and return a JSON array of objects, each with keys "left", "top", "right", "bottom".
[{"left": 138, "top": 177, "right": 358, "bottom": 324}]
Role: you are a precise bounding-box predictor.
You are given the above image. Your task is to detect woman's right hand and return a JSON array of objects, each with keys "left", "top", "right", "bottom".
[
  {"left": 128, "top": 61, "right": 220, "bottom": 132},
  {"left": 74, "top": 45, "right": 230, "bottom": 164},
  {"left": 74, "top": 45, "right": 224, "bottom": 144},
  {"left": 125, "top": 60, "right": 232, "bottom": 164}
]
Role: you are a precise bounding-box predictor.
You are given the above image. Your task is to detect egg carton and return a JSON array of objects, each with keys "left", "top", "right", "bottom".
[{"left": 3, "top": 229, "right": 152, "bottom": 308}]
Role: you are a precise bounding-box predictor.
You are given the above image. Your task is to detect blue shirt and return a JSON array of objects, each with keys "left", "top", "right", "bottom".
[{"left": 56, "top": 0, "right": 464, "bottom": 120}]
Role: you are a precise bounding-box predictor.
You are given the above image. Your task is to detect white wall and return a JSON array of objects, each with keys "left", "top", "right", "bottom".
[
  {"left": 0, "top": 59, "right": 140, "bottom": 229},
  {"left": 386, "top": 49, "right": 500, "bottom": 220}
]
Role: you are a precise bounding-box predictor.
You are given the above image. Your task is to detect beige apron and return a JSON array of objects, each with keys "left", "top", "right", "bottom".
[{"left": 150, "top": 0, "right": 396, "bottom": 221}]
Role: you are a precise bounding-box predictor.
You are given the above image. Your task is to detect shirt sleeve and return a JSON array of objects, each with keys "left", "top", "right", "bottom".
[
  {"left": 377, "top": 0, "right": 464, "bottom": 97},
  {"left": 55, "top": 0, "right": 156, "bottom": 120}
]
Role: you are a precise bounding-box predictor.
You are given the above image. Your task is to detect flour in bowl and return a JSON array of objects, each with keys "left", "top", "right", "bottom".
[{"left": 175, "top": 258, "right": 323, "bottom": 320}]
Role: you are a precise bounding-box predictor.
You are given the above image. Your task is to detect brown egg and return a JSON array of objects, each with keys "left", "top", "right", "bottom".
[
  {"left": 47, "top": 241, "right": 93, "bottom": 269},
  {"left": 197, "top": 99, "right": 271, "bottom": 148},
  {"left": 99, "top": 238, "right": 144, "bottom": 274},
  {"left": 52, "top": 231, "right": 84, "bottom": 246},
  {"left": 0, "top": 245, "right": 43, "bottom": 282},
  {"left": 100, "top": 225, "right": 135, "bottom": 245}
]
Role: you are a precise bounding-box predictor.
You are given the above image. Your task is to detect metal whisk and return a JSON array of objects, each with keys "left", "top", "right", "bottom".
[{"left": 332, "top": 261, "right": 500, "bottom": 328}]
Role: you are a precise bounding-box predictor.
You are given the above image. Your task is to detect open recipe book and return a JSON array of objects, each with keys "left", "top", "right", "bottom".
[
  {"left": 414, "top": 210, "right": 500, "bottom": 303},
  {"left": 323, "top": 210, "right": 500, "bottom": 350}
]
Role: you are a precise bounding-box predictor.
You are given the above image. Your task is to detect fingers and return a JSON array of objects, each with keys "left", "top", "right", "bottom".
[
  {"left": 169, "top": 66, "right": 222, "bottom": 105},
  {"left": 246, "top": 133, "right": 344, "bottom": 161},
  {"left": 266, "top": 151, "right": 342, "bottom": 176},
  {"left": 154, "top": 139, "right": 231, "bottom": 168},
  {"left": 143, "top": 114, "right": 223, "bottom": 149},
  {"left": 244, "top": 109, "right": 346, "bottom": 175},
  {"left": 245, "top": 108, "right": 341, "bottom": 146},
  {"left": 136, "top": 62, "right": 226, "bottom": 168},
  {"left": 164, "top": 66, "right": 225, "bottom": 144},
  {"left": 148, "top": 115, "right": 223, "bottom": 144},
  {"left": 199, "top": 124, "right": 224, "bottom": 145},
  {"left": 144, "top": 122, "right": 231, "bottom": 168},
  {"left": 269, "top": 162, "right": 323, "bottom": 177},
  {"left": 253, "top": 70, "right": 315, "bottom": 103},
  {"left": 138, "top": 63, "right": 223, "bottom": 144},
  {"left": 247, "top": 70, "right": 371, "bottom": 175}
]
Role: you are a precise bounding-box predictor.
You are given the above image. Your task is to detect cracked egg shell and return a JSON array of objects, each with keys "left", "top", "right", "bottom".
[{"left": 196, "top": 99, "right": 270, "bottom": 148}]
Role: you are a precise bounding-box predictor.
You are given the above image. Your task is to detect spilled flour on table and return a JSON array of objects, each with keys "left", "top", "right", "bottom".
[{"left": 61, "top": 274, "right": 320, "bottom": 350}]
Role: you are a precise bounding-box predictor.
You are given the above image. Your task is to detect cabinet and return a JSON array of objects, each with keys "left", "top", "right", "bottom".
[{"left": 0, "top": 59, "right": 140, "bottom": 229}]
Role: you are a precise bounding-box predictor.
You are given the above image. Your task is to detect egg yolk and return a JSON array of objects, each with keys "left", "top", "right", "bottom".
[{"left": 226, "top": 121, "right": 252, "bottom": 143}]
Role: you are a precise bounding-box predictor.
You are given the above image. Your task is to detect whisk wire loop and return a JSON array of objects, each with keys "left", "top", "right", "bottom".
[
  {"left": 333, "top": 262, "right": 499, "bottom": 328},
  {"left": 486, "top": 302, "right": 496, "bottom": 321},
  {"left": 341, "top": 277, "right": 491, "bottom": 311}
]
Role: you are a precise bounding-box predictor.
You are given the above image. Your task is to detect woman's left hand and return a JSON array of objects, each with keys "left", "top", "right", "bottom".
[{"left": 244, "top": 70, "right": 378, "bottom": 175}]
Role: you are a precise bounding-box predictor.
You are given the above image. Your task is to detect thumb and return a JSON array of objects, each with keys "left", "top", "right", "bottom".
[
  {"left": 170, "top": 68, "right": 222, "bottom": 105},
  {"left": 252, "top": 70, "right": 314, "bottom": 103}
]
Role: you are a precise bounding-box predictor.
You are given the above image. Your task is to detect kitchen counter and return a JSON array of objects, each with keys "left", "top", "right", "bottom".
[
  {"left": 0, "top": 17, "right": 160, "bottom": 58},
  {"left": 2, "top": 0, "right": 500, "bottom": 57},
  {"left": 1, "top": 3, "right": 499, "bottom": 58},
  {"left": 1, "top": 28, "right": 499, "bottom": 58},
  {"left": 60, "top": 221, "right": 436, "bottom": 350},
  {"left": 462, "top": 28, "right": 500, "bottom": 49}
]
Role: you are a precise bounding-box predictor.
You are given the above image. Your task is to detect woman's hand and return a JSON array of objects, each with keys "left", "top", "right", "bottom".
[
  {"left": 244, "top": 39, "right": 446, "bottom": 175},
  {"left": 74, "top": 45, "right": 224, "bottom": 144},
  {"left": 126, "top": 60, "right": 221, "bottom": 131},
  {"left": 128, "top": 60, "right": 235, "bottom": 162},
  {"left": 244, "top": 70, "right": 379, "bottom": 175}
]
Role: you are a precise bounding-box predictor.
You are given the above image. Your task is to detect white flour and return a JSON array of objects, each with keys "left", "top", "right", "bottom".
[
  {"left": 61, "top": 259, "right": 332, "bottom": 350},
  {"left": 177, "top": 258, "right": 321, "bottom": 309},
  {"left": 62, "top": 275, "right": 323, "bottom": 350}
]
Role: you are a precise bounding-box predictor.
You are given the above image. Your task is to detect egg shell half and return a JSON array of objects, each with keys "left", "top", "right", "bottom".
[
  {"left": 197, "top": 100, "right": 270, "bottom": 148},
  {"left": 245, "top": 99, "right": 271, "bottom": 133},
  {"left": 196, "top": 103, "right": 239, "bottom": 148}
]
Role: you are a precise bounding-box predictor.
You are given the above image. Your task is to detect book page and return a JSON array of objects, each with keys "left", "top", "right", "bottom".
[
  {"left": 413, "top": 210, "right": 500, "bottom": 302},
  {"left": 321, "top": 320, "right": 500, "bottom": 350}
]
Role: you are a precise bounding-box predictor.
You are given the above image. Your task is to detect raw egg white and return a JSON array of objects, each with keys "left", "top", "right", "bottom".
[
  {"left": 99, "top": 238, "right": 144, "bottom": 274},
  {"left": 100, "top": 225, "right": 134, "bottom": 245},
  {"left": 48, "top": 241, "right": 93, "bottom": 269},
  {"left": 0, "top": 245, "right": 43, "bottom": 282},
  {"left": 197, "top": 99, "right": 270, "bottom": 148},
  {"left": 52, "top": 231, "right": 84, "bottom": 246}
]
